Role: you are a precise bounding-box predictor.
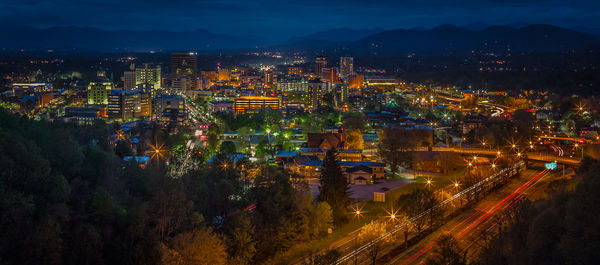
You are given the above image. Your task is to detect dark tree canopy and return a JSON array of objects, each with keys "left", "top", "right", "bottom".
[{"left": 318, "top": 148, "right": 350, "bottom": 226}]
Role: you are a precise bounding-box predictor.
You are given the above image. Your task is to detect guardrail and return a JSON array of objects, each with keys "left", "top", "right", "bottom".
[{"left": 336, "top": 161, "right": 525, "bottom": 263}]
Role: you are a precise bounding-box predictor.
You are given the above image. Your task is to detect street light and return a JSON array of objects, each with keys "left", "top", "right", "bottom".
[
  {"left": 352, "top": 205, "right": 364, "bottom": 218},
  {"left": 150, "top": 142, "right": 166, "bottom": 160},
  {"left": 425, "top": 177, "right": 433, "bottom": 187},
  {"left": 386, "top": 208, "right": 399, "bottom": 223}
]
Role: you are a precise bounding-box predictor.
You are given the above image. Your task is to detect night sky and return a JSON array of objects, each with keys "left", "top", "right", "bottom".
[{"left": 1, "top": 0, "right": 598, "bottom": 40}]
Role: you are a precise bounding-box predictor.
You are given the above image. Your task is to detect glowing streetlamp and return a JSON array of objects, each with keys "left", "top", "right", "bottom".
[
  {"left": 425, "top": 177, "right": 433, "bottom": 188},
  {"left": 220, "top": 162, "right": 229, "bottom": 170},
  {"left": 384, "top": 207, "right": 399, "bottom": 223},
  {"left": 352, "top": 205, "right": 364, "bottom": 218},
  {"left": 150, "top": 142, "right": 166, "bottom": 160}
]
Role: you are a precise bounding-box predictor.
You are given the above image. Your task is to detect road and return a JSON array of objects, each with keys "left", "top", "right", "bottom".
[
  {"left": 548, "top": 144, "right": 564, "bottom": 157},
  {"left": 382, "top": 167, "right": 552, "bottom": 265},
  {"left": 326, "top": 163, "right": 524, "bottom": 265},
  {"left": 413, "top": 147, "right": 580, "bottom": 165},
  {"left": 436, "top": 94, "right": 511, "bottom": 117}
]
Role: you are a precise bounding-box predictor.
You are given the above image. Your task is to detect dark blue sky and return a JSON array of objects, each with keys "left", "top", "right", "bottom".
[{"left": 1, "top": 0, "right": 598, "bottom": 39}]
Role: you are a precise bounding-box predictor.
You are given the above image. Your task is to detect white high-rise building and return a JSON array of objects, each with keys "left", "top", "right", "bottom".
[{"left": 135, "top": 64, "right": 161, "bottom": 90}]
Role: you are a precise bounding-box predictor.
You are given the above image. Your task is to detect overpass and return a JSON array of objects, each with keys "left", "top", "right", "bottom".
[
  {"left": 415, "top": 147, "right": 581, "bottom": 166},
  {"left": 538, "top": 135, "right": 584, "bottom": 143},
  {"left": 436, "top": 94, "right": 513, "bottom": 117}
]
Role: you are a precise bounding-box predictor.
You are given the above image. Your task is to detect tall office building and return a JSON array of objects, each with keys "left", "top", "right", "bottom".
[
  {"left": 135, "top": 64, "right": 161, "bottom": 90},
  {"left": 335, "top": 83, "right": 349, "bottom": 106},
  {"left": 315, "top": 56, "right": 329, "bottom": 76},
  {"left": 87, "top": 73, "right": 113, "bottom": 105},
  {"left": 107, "top": 89, "right": 150, "bottom": 120},
  {"left": 123, "top": 70, "right": 136, "bottom": 90},
  {"left": 172, "top": 52, "right": 198, "bottom": 90},
  {"left": 308, "top": 79, "right": 327, "bottom": 110},
  {"left": 264, "top": 70, "right": 274, "bottom": 85},
  {"left": 153, "top": 94, "right": 187, "bottom": 123},
  {"left": 340, "top": 57, "right": 354, "bottom": 77},
  {"left": 321, "top": 67, "right": 339, "bottom": 84},
  {"left": 276, "top": 77, "right": 308, "bottom": 92}
]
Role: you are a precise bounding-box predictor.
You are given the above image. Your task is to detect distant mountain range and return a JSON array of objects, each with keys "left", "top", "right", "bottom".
[
  {"left": 0, "top": 24, "right": 598, "bottom": 55},
  {"left": 286, "top": 27, "right": 385, "bottom": 43},
  {"left": 273, "top": 24, "right": 600, "bottom": 55}
]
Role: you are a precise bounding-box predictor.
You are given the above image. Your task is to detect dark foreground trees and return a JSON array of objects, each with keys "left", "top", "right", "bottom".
[
  {"left": 319, "top": 148, "right": 350, "bottom": 226},
  {"left": 378, "top": 127, "right": 418, "bottom": 176},
  {"left": 476, "top": 163, "right": 600, "bottom": 265},
  {"left": 0, "top": 111, "right": 333, "bottom": 265},
  {"left": 425, "top": 234, "right": 467, "bottom": 265}
]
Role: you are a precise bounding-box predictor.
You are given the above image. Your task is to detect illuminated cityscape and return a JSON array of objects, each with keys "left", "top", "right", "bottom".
[{"left": 0, "top": 1, "right": 599, "bottom": 265}]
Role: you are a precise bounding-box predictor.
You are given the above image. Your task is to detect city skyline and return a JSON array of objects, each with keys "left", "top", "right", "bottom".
[{"left": 1, "top": 1, "right": 599, "bottom": 265}]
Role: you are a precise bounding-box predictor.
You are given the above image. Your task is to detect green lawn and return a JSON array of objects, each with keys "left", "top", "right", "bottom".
[{"left": 266, "top": 167, "right": 466, "bottom": 265}]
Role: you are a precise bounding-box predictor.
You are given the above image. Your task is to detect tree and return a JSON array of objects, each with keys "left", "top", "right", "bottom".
[
  {"left": 303, "top": 249, "right": 341, "bottom": 265},
  {"left": 319, "top": 149, "right": 350, "bottom": 226},
  {"left": 236, "top": 126, "right": 252, "bottom": 154},
  {"left": 114, "top": 140, "right": 133, "bottom": 158},
  {"left": 346, "top": 130, "right": 364, "bottom": 150},
  {"left": 511, "top": 109, "right": 535, "bottom": 139},
  {"left": 425, "top": 234, "right": 466, "bottom": 265},
  {"left": 252, "top": 167, "right": 308, "bottom": 261},
  {"left": 308, "top": 201, "right": 333, "bottom": 239},
  {"left": 343, "top": 112, "right": 368, "bottom": 131},
  {"left": 152, "top": 177, "right": 193, "bottom": 240},
  {"left": 397, "top": 189, "right": 436, "bottom": 234},
  {"left": 303, "top": 114, "right": 325, "bottom": 133},
  {"left": 378, "top": 127, "right": 416, "bottom": 177},
  {"left": 218, "top": 140, "right": 237, "bottom": 155},
  {"left": 160, "top": 228, "right": 228, "bottom": 265},
  {"left": 358, "top": 221, "right": 391, "bottom": 265},
  {"left": 225, "top": 213, "right": 256, "bottom": 265},
  {"left": 255, "top": 138, "right": 276, "bottom": 158},
  {"left": 206, "top": 123, "right": 221, "bottom": 155}
]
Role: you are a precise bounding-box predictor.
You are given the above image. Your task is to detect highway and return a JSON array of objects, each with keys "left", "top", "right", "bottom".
[
  {"left": 383, "top": 168, "right": 552, "bottom": 265},
  {"left": 414, "top": 147, "right": 581, "bottom": 165},
  {"left": 329, "top": 163, "right": 525, "bottom": 264},
  {"left": 436, "top": 94, "right": 511, "bottom": 117}
]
